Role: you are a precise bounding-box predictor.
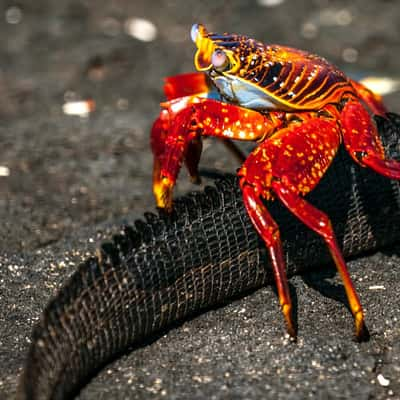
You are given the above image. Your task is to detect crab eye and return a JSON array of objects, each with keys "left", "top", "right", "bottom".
[
  {"left": 190, "top": 24, "right": 200, "bottom": 43},
  {"left": 211, "top": 49, "right": 229, "bottom": 71}
]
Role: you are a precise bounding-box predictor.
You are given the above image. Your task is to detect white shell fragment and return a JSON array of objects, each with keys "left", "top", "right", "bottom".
[
  {"left": 257, "top": 0, "right": 285, "bottom": 7},
  {"left": 377, "top": 373, "right": 390, "bottom": 387},
  {"left": 0, "top": 166, "right": 10, "bottom": 177},
  {"left": 368, "top": 285, "right": 385, "bottom": 290},
  {"left": 62, "top": 100, "right": 95, "bottom": 117},
  {"left": 124, "top": 18, "right": 157, "bottom": 42}
]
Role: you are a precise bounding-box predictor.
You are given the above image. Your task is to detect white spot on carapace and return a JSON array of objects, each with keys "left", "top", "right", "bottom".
[
  {"left": 224, "top": 128, "right": 234, "bottom": 137},
  {"left": 273, "top": 76, "right": 278, "bottom": 82},
  {"left": 168, "top": 97, "right": 191, "bottom": 113},
  {"left": 124, "top": 17, "right": 157, "bottom": 42},
  {"left": 288, "top": 91, "right": 295, "bottom": 97},
  {"left": 247, "top": 195, "right": 257, "bottom": 209}
]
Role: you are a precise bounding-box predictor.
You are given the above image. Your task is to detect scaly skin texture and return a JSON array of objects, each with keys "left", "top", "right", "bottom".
[
  {"left": 151, "top": 25, "right": 400, "bottom": 339},
  {"left": 17, "top": 114, "right": 400, "bottom": 400}
]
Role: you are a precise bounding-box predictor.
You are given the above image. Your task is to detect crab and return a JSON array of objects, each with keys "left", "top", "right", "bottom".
[{"left": 150, "top": 24, "right": 400, "bottom": 340}]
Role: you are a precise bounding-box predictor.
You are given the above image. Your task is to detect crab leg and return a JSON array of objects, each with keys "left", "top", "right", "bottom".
[
  {"left": 272, "top": 181, "right": 368, "bottom": 340},
  {"left": 238, "top": 117, "right": 368, "bottom": 339},
  {"left": 341, "top": 100, "right": 400, "bottom": 179},
  {"left": 241, "top": 182, "right": 295, "bottom": 337},
  {"left": 350, "top": 80, "right": 388, "bottom": 117},
  {"left": 163, "top": 72, "right": 251, "bottom": 162}
]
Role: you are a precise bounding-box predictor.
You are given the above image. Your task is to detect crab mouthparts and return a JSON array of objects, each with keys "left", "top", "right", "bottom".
[{"left": 212, "top": 75, "right": 279, "bottom": 110}]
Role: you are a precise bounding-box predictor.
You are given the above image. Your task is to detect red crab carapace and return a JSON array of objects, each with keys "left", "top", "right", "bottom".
[{"left": 150, "top": 24, "right": 400, "bottom": 340}]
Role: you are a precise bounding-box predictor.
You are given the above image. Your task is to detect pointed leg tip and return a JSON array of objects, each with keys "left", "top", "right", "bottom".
[
  {"left": 287, "top": 327, "right": 297, "bottom": 342},
  {"left": 354, "top": 312, "right": 370, "bottom": 342},
  {"left": 282, "top": 304, "right": 297, "bottom": 340},
  {"left": 355, "top": 322, "right": 370, "bottom": 342}
]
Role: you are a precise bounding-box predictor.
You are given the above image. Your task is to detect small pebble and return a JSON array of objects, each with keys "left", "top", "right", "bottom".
[{"left": 377, "top": 373, "right": 390, "bottom": 387}]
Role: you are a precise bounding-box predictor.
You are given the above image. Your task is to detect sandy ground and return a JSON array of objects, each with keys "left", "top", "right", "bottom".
[{"left": 1, "top": 1, "right": 400, "bottom": 399}]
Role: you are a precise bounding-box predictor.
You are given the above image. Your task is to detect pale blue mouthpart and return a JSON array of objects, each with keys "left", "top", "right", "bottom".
[{"left": 212, "top": 75, "right": 279, "bottom": 110}]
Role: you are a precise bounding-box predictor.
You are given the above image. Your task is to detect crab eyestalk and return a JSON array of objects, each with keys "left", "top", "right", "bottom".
[
  {"left": 191, "top": 23, "right": 217, "bottom": 71},
  {"left": 191, "top": 23, "right": 242, "bottom": 79}
]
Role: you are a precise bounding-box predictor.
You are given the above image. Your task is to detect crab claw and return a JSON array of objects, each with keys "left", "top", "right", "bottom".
[
  {"left": 151, "top": 115, "right": 180, "bottom": 212},
  {"left": 153, "top": 173, "right": 174, "bottom": 212},
  {"left": 152, "top": 137, "right": 185, "bottom": 212}
]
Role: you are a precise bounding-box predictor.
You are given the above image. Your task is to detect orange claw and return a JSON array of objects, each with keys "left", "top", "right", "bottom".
[{"left": 151, "top": 94, "right": 285, "bottom": 215}]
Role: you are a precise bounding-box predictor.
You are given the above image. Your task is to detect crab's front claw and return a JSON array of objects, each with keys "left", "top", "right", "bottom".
[
  {"left": 153, "top": 171, "right": 175, "bottom": 212},
  {"left": 151, "top": 104, "right": 203, "bottom": 211},
  {"left": 151, "top": 115, "right": 177, "bottom": 212}
]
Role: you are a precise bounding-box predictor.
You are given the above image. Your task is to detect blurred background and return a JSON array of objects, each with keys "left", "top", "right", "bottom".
[{"left": 1, "top": 0, "right": 400, "bottom": 252}]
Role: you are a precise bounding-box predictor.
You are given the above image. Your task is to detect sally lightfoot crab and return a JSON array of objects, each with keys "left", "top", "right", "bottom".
[{"left": 150, "top": 24, "right": 400, "bottom": 340}]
